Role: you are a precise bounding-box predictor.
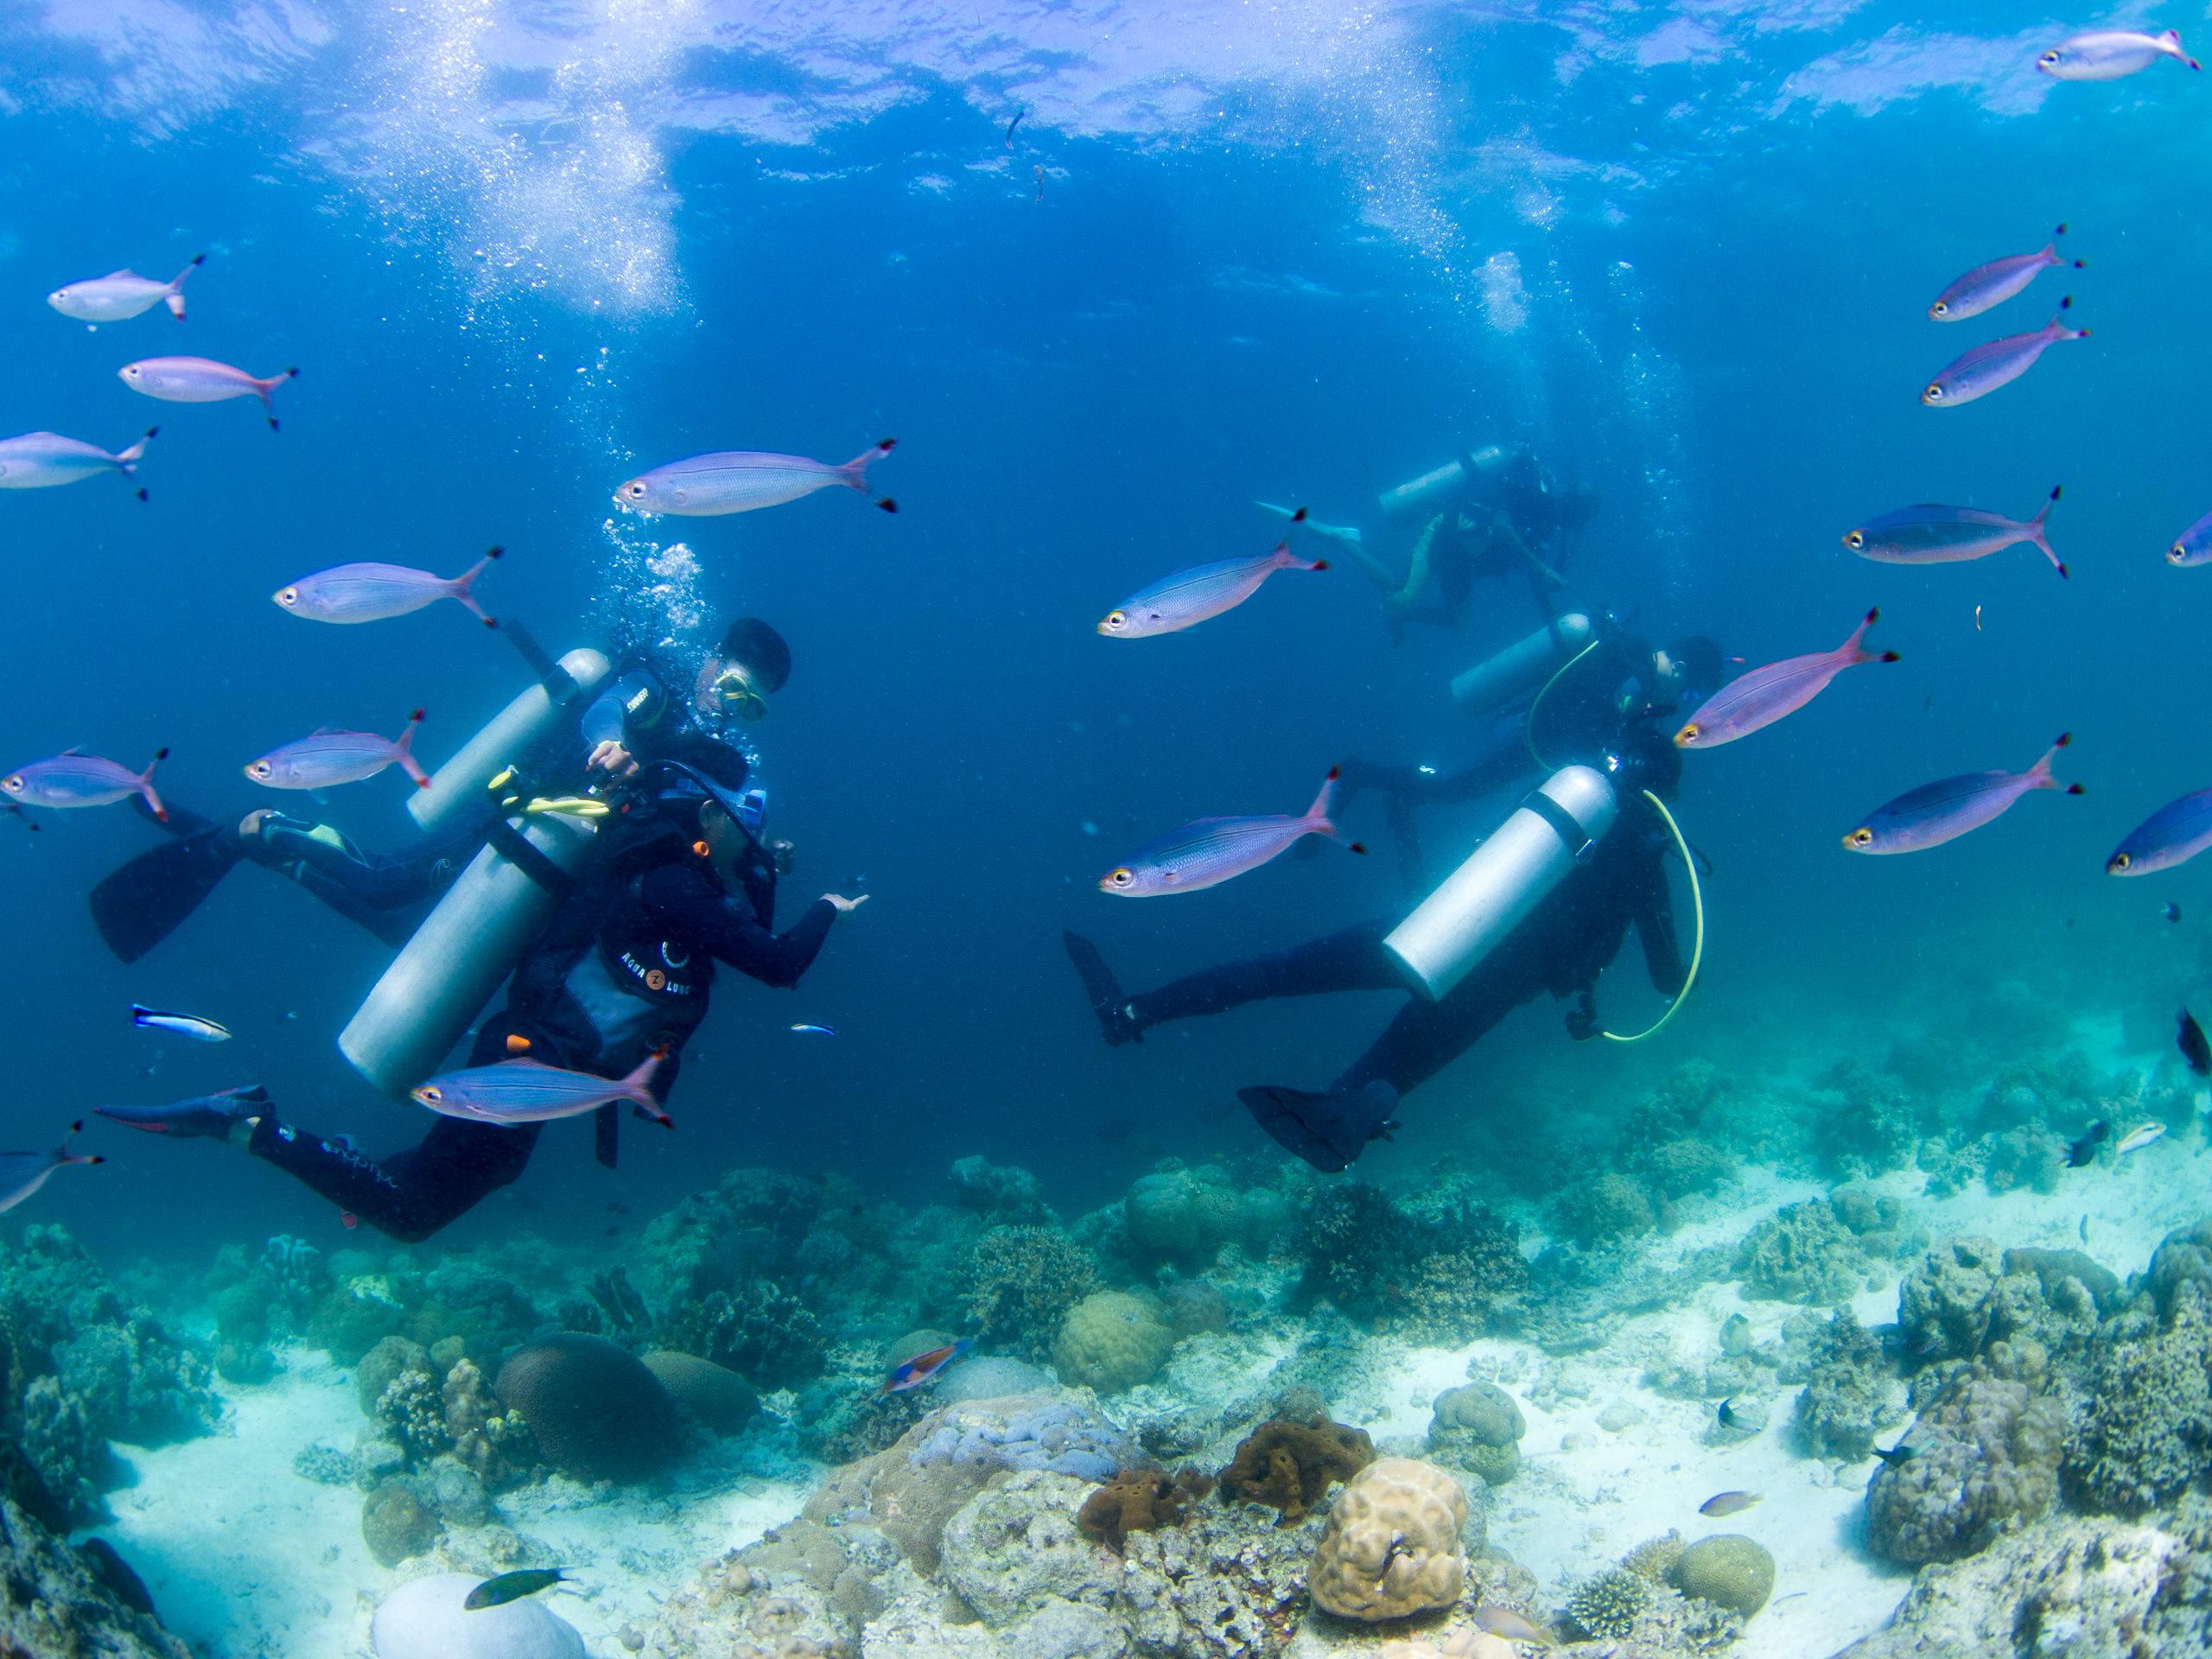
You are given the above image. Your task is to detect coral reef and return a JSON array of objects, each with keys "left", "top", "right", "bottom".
[
  {"left": 443, "top": 1357, "right": 537, "bottom": 1488},
  {"left": 1564, "top": 1567, "right": 1653, "bottom": 1639},
  {"left": 1734, "top": 1198, "right": 1878, "bottom": 1305},
  {"left": 1669, "top": 1534, "right": 1776, "bottom": 1617},
  {"left": 1294, "top": 1183, "right": 1525, "bottom": 1342},
  {"left": 372, "top": 1572, "right": 585, "bottom": 1659},
  {"left": 939, "top": 1470, "right": 1120, "bottom": 1623},
  {"left": 1427, "top": 1380, "right": 1525, "bottom": 1486},
  {"left": 0, "top": 1438, "right": 189, "bottom": 1657},
  {"left": 1551, "top": 1171, "right": 1662, "bottom": 1249},
  {"left": 360, "top": 1480, "right": 442, "bottom": 1567},
  {"left": 911, "top": 1394, "right": 1141, "bottom": 1483},
  {"left": 493, "top": 1333, "right": 680, "bottom": 1484},
  {"left": 657, "top": 1280, "right": 827, "bottom": 1389},
  {"left": 1306, "top": 1458, "right": 1468, "bottom": 1622},
  {"left": 1077, "top": 1467, "right": 1208, "bottom": 1551},
  {"left": 963, "top": 1225, "right": 1102, "bottom": 1361},
  {"left": 2063, "top": 1284, "right": 2212, "bottom": 1515},
  {"left": 1123, "top": 1167, "right": 1248, "bottom": 1266},
  {"left": 950, "top": 1155, "right": 1053, "bottom": 1225},
  {"left": 1869, "top": 1356, "right": 2065, "bottom": 1564},
  {"left": 1787, "top": 1309, "right": 1904, "bottom": 1460},
  {"left": 1053, "top": 1289, "right": 1175, "bottom": 1393},
  {"left": 642, "top": 1349, "right": 760, "bottom": 1436},
  {"left": 1220, "top": 1415, "right": 1374, "bottom": 1522}
]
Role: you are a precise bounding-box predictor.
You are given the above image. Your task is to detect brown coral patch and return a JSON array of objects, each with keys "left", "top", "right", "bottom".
[
  {"left": 1076, "top": 1467, "right": 1212, "bottom": 1552},
  {"left": 1218, "top": 1414, "right": 1373, "bottom": 1522}
]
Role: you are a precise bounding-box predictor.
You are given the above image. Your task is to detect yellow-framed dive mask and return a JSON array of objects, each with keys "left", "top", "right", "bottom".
[{"left": 713, "top": 664, "right": 770, "bottom": 722}]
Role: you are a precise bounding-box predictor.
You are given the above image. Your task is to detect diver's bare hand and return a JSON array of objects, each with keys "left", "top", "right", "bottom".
[
  {"left": 823, "top": 893, "right": 869, "bottom": 917},
  {"left": 588, "top": 741, "right": 639, "bottom": 779}
]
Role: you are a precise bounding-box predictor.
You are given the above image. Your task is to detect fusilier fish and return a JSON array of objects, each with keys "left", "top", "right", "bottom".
[
  {"left": 2116, "top": 1122, "right": 2166, "bottom": 1155},
  {"left": 1675, "top": 608, "right": 1897, "bottom": 748},
  {"left": 0, "top": 1122, "right": 103, "bottom": 1214},
  {"left": 3, "top": 747, "right": 167, "bottom": 819},
  {"left": 886, "top": 1338, "right": 972, "bottom": 1393},
  {"left": 2038, "top": 29, "right": 2199, "bottom": 79},
  {"left": 118, "top": 358, "right": 298, "bottom": 429},
  {"left": 412, "top": 1049, "right": 671, "bottom": 1128},
  {"left": 464, "top": 1569, "right": 569, "bottom": 1611},
  {"left": 1102, "top": 768, "right": 1364, "bottom": 896},
  {"left": 1698, "top": 1491, "right": 1761, "bottom": 1517},
  {"left": 614, "top": 440, "right": 896, "bottom": 516},
  {"left": 1844, "top": 488, "right": 2064, "bottom": 576},
  {"left": 275, "top": 549, "right": 500, "bottom": 626},
  {"left": 2164, "top": 510, "right": 2212, "bottom": 568},
  {"left": 1929, "top": 227, "right": 2082, "bottom": 321},
  {"left": 246, "top": 710, "right": 428, "bottom": 791},
  {"left": 48, "top": 255, "right": 203, "bottom": 324},
  {"left": 0, "top": 429, "right": 156, "bottom": 498},
  {"left": 1257, "top": 499, "right": 1361, "bottom": 543},
  {"left": 1843, "top": 734, "right": 2082, "bottom": 855},
  {"left": 1100, "top": 531, "right": 1328, "bottom": 639},
  {"left": 2107, "top": 789, "right": 2212, "bottom": 875},
  {"left": 131, "top": 1006, "right": 232, "bottom": 1043},
  {"left": 1923, "top": 302, "right": 2088, "bottom": 407}
]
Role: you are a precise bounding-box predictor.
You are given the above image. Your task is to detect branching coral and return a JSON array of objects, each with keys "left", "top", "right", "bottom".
[
  {"left": 1565, "top": 1568, "right": 1652, "bottom": 1639},
  {"left": 2063, "top": 1287, "right": 2212, "bottom": 1515},
  {"left": 1295, "top": 1184, "right": 1525, "bottom": 1341},
  {"left": 1788, "top": 1309, "right": 1903, "bottom": 1460},
  {"left": 962, "top": 1225, "right": 1100, "bottom": 1361}
]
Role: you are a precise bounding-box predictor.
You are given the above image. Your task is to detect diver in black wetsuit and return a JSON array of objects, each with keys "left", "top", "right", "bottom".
[
  {"left": 1063, "top": 677, "right": 1697, "bottom": 1174},
  {"left": 97, "top": 756, "right": 867, "bottom": 1241}
]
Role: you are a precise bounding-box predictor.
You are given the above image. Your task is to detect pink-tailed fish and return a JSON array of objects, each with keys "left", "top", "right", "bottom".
[
  {"left": 275, "top": 548, "right": 499, "bottom": 627},
  {"left": 2165, "top": 510, "right": 2212, "bottom": 569},
  {"left": 2107, "top": 789, "right": 2212, "bottom": 875},
  {"left": 1923, "top": 301, "right": 2087, "bottom": 407},
  {"left": 0, "top": 429, "right": 156, "bottom": 498},
  {"left": 1675, "top": 608, "right": 1898, "bottom": 749},
  {"left": 118, "top": 357, "right": 298, "bottom": 429},
  {"left": 1100, "top": 518, "right": 1327, "bottom": 638},
  {"left": 1844, "top": 734, "right": 2082, "bottom": 855},
  {"left": 2038, "top": 29, "right": 2198, "bottom": 79},
  {"left": 615, "top": 440, "right": 896, "bottom": 516},
  {"left": 886, "top": 1338, "right": 973, "bottom": 1393},
  {"left": 0, "top": 1122, "right": 103, "bottom": 1214},
  {"left": 1102, "top": 768, "right": 1364, "bottom": 896},
  {"left": 1845, "top": 487, "right": 2064, "bottom": 576},
  {"left": 3, "top": 747, "right": 167, "bottom": 819},
  {"left": 1929, "top": 226, "right": 2082, "bottom": 321},
  {"left": 412, "top": 1049, "right": 671, "bottom": 1128},
  {"left": 48, "top": 255, "right": 203, "bottom": 324},
  {"left": 246, "top": 710, "right": 428, "bottom": 791}
]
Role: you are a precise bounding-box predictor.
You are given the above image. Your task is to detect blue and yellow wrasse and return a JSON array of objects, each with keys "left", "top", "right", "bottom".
[{"left": 886, "top": 1338, "right": 972, "bottom": 1393}]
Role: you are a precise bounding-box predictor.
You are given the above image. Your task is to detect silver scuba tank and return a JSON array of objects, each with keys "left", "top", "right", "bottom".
[
  {"left": 1449, "top": 612, "right": 1592, "bottom": 716},
  {"left": 410, "top": 648, "right": 612, "bottom": 835},
  {"left": 1376, "top": 443, "right": 1507, "bottom": 518},
  {"left": 339, "top": 810, "right": 600, "bottom": 1098},
  {"left": 1382, "top": 764, "right": 1619, "bottom": 1001}
]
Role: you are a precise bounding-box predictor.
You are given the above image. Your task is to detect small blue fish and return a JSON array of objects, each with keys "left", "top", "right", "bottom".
[
  {"left": 886, "top": 1338, "right": 972, "bottom": 1393},
  {"left": 1099, "top": 523, "right": 1327, "bottom": 638},
  {"left": 48, "top": 256, "right": 202, "bottom": 324},
  {"left": 0, "top": 1122, "right": 103, "bottom": 1213},
  {"left": 118, "top": 358, "right": 297, "bottom": 429},
  {"left": 2164, "top": 510, "right": 2212, "bottom": 569},
  {"left": 1103, "top": 768, "right": 1364, "bottom": 895},
  {"left": 0, "top": 429, "right": 156, "bottom": 495},
  {"left": 414, "top": 1048, "right": 671, "bottom": 1128},
  {"left": 247, "top": 710, "right": 428, "bottom": 791},
  {"left": 1923, "top": 301, "right": 2088, "bottom": 407},
  {"left": 616, "top": 441, "right": 896, "bottom": 516},
  {"left": 3, "top": 747, "right": 168, "bottom": 819},
  {"left": 1928, "top": 227, "right": 2082, "bottom": 322},
  {"left": 2038, "top": 29, "right": 2198, "bottom": 80},
  {"left": 2107, "top": 789, "right": 2212, "bottom": 876},
  {"left": 275, "top": 550, "right": 499, "bottom": 626},
  {"left": 1844, "top": 734, "right": 2082, "bottom": 855},
  {"left": 790, "top": 1024, "right": 836, "bottom": 1036},
  {"left": 131, "top": 1005, "right": 232, "bottom": 1043},
  {"left": 1844, "top": 489, "right": 2063, "bottom": 576}
]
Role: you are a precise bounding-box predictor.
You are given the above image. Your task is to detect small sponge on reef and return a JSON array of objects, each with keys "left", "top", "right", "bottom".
[
  {"left": 1220, "top": 1413, "right": 1374, "bottom": 1522},
  {"left": 1307, "top": 1457, "right": 1468, "bottom": 1622},
  {"left": 1075, "top": 1466, "right": 1211, "bottom": 1551},
  {"left": 493, "top": 1332, "right": 681, "bottom": 1484}
]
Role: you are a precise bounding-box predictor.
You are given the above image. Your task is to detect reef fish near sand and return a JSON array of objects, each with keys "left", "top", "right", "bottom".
[
  {"left": 1699, "top": 1491, "right": 1762, "bottom": 1516},
  {"left": 463, "top": 1569, "right": 568, "bottom": 1611}
]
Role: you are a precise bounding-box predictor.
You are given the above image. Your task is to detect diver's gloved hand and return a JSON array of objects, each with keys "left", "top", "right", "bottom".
[
  {"left": 95, "top": 1084, "right": 270, "bottom": 1141},
  {"left": 1565, "top": 988, "right": 1600, "bottom": 1042}
]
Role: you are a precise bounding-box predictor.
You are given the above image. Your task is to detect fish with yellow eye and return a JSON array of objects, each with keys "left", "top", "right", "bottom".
[
  {"left": 2107, "top": 787, "right": 2212, "bottom": 876},
  {"left": 1928, "top": 226, "right": 2081, "bottom": 323},
  {"left": 1922, "top": 301, "right": 2088, "bottom": 408},
  {"left": 1103, "top": 768, "right": 1363, "bottom": 895},
  {"left": 1675, "top": 607, "right": 1897, "bottom": 749},
  {"left": 412, "top": 1048, "right": 671, "bottom": 1128},
  {"left": 1098, "top": 516, "right": 1325, "bottom": 639},
  {"left": 1844, "top": 487, "right": 2064, "bottom": 577},
  {"left": 1843, "top": 734, "right": 2082, "bottom": 855}
]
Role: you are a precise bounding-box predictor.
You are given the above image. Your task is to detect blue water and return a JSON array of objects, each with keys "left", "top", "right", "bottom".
[{"left": 2, "top": 1, "right": 2207, "bottom": 1254}]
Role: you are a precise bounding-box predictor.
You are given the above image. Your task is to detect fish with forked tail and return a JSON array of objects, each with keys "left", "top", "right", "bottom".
[{"left": 0, "top": 1122, "right": 103, "bottom": 1213}]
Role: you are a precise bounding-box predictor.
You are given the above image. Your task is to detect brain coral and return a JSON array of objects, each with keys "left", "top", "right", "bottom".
[
  {"left": 1307, "top": 1458, "right": 1468, "bottom": 1622},
  {"left": 493, "top": 1333, "right": 681, "bottom": 1484},
  {"left": 1669, "top": 1535, "right": 1776, "bottom": 1617},
  {"left": 1052, "top": 1291, "right": 1174, "bottom": 1394},
  {"left": 642, "top": 1350, "right": 759, "bottom": 1437},
  {"left": 1428, "top": 1380, "right": 1525, "bottom": 1485}
]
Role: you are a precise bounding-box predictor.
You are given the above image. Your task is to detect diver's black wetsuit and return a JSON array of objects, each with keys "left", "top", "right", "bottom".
[{"left": 246, "top": 810, "right": 834, "bottom": 1241}]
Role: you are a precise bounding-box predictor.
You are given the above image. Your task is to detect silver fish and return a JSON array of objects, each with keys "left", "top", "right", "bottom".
[
  {"left": 1923, "top": 302, "right": 2088, "bottom": 407},
  {"left": 2107, "top": 789, "right": 2212, "bottom": 876},
  {"left": 0, "top": 1122, "right": 102, "bottom": 1214},
  {"left": 131, "top": 1005, "right": 232, "bottom": 1043},
  {"left": 1929, "top": 227, "right": 2082, "bottom": 322},
  {"left": 246, "top": 710, "right": 428, "bottom": 791},
  {"left": 615, "top": 440, "right": 896, "bottom": 516},
  {"left": 1675, "top": 608, "right": 1897, "bottom": 749},
  {"left": 2116, "top": 1122, "right": 2165, "bottom": 1155},
  {"left": 2, "top": 747, "right": 167, "bottom": 819},
  {"left": 48, "top": 255, "right": 203, "bottom": 324},
  {"left": 275, "top": 549, "right": 499, "bottom": 626},
  {"left": 2165, "top": 510, "right": 2212, "bottom": 569},
  {"left": 1099, "top": 534, "right": 1327, "bottom": 638},
  {"left": 412, "top": 1049, "right": 671, "bottom": 1128},
  {"left": 1844, "top": 734, "right": 2081, "bottom": 855},
  {"left": 118, "top": 358, "right": 298, "bottom": 429},
  {"left": 2038, "top": 29, "right": 2198, "bottom": 80},
  {"left": 1103, "top": 769, "right": 1363, "bottom": 895},
  {"left": 1844, "top": 488, "right": 2063, "bottom": 576},
  {"left": 1699, "top": 1491, "right": 1762, "bottom": 1516},
  {"left": 0, "top": 429, "right": 156, "bottom": 496}
]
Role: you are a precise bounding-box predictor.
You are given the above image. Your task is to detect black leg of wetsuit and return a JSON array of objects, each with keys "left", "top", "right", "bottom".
[
  {"left": 1126, "top": 919, "right": 1402, "bottom": 1031},
  {"left": 245, "top": 813, "right": 486, "bottom": 946},
  {"left": 1332, "top": 963, "right": 1529, "bottom": 1098}
]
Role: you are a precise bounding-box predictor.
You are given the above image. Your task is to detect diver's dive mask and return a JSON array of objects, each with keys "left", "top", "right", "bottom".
[{"left": 712, "top": 664, "right": 770, "bottom": 722}]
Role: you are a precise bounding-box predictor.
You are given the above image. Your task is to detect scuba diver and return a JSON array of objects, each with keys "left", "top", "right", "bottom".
[
  {"left": 89, "top": 615, "right": 798, "bottom": 962},
  {"left": 1063, "top": 623, "right": 1706, "bottom": 1174},
  {"left": 1345, "top": 443, "right": 1599, "bottom": 633},
  {"left": 97, "top": 753, "right": 867, "bottom": 1241}
]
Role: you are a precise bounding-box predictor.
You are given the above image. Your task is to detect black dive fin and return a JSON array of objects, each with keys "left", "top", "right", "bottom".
[
  {"left": 1061, "top": 930, "right": 1141, "bottom": 1046},
  {"left": 90, "top": 824, "right": 245, "bottom": 963},
  {"left": 1236, "top": 1081, "right": 1399, "bottom": 1174}
]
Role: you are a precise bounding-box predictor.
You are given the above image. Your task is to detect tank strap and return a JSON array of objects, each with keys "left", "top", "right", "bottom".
[
  {"left": 1522, "top": 788, "right": 1602, "bottom": 864},
  {"left": 486, "top": 817, "right": 577, "bottom": 898}
]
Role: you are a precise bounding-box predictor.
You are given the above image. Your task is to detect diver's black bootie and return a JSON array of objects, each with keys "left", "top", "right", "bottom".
[
  {"left": 1237, "top": 1081, "right": 1399, "bottom": 1173},
  {"left": 1062, "top": 931, "right": 1143, "bottom": 1046},
  {"left": 95, "top": 1084, "right": 270, "bottom": 1142}
]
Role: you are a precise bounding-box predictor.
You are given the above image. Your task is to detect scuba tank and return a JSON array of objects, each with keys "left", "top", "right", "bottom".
[
  {"left": 410, "top": 642, "right": 612, "bottom": 835},
  {"left": 1450, "top": 612, "right": 1592, "bottom": 716},
  {"left": 1382, "top": 764, "right": 1618, "bottom": 1001},
  {"left": 1376, "top": 443, "right": 1509, "bottom": 518}
]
